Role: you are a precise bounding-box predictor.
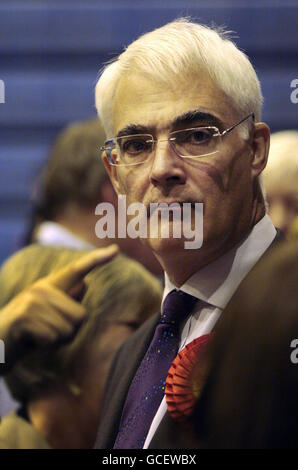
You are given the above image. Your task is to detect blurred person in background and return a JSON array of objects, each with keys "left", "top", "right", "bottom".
[
  {"left": 263, "top": 130, "right": 298, "bottom": 236},
  {"left": 0, "top": 119, "right": 162, "bottom": 417},
  {"left": 161, "top": 240, "right": 297, "bottom": 449},
  {"left": 22, "top": 118, "right": 110, "bottom": 250},
  {"left": 21, "top": 117, "right": 162, "bottom": 276},
  {"left": 0, "top": 246, "right": 117, "bottom": 421},
  {"left": 0, "top": 245, "right": 162, "bottom": 448}
]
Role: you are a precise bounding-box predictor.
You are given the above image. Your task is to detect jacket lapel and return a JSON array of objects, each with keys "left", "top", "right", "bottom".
[{"left": 94, "top": 312, "right": 160, "bottom": 448}]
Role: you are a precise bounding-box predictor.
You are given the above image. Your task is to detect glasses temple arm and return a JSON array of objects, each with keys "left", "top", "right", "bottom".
[{"left": 221, "top": 112, "right": 255, "bottom": 136}]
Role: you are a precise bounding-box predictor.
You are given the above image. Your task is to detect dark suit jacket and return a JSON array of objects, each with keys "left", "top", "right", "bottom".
[{"left": 94, "top": 230, "right": 285, "bottom": 449}]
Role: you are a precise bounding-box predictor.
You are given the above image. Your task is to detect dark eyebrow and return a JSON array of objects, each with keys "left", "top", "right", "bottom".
[
  {"left": 116, "top": 111, "right": 224, "bottom": 139},
  {"left": 172, "top": 110, "right": 224, "bottom": 131},
  {"left": 117, "top": 124, "right": 150, "bottom": 138}
]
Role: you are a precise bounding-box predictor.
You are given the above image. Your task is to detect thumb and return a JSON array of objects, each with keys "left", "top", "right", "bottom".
[{"left": 45, "top": 244, "right": 119, "bottom": 291}]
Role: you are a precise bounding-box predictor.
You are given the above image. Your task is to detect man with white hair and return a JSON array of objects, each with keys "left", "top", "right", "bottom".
[{"left": 93, "top": 18, "right": 283, "bottom": 449}]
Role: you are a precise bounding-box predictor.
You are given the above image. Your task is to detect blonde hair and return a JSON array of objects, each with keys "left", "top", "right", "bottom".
[
  {"left": 263, "top": 130, "right": 298, "bottom": 191},
  {"left": 0, "top": 245, "right": 162, "bottom": 402},
  {"left": 95, "top": 18, "right": 262, "bottom": 139}
]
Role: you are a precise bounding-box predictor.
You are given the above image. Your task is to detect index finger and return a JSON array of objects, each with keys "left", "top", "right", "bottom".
[{"left": 44, "top": 244, "right": 119, "bottom": 291}]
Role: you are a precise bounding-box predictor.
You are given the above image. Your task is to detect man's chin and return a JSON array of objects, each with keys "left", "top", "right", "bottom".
[{"left": 144, "top": 236, "right": 187, "bottom": 254}]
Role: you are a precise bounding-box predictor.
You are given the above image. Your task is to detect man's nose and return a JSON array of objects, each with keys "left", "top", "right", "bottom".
[{"left": 149, "top": 139, "right": 186, "bottom": 188}]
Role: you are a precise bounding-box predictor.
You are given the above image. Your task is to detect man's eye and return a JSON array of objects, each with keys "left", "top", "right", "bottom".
[
  {"left": 186, "top": 130, "right": 212, "bottom": 144},
  {"left": 122, "top": 139, "right": 150, "bottom": 154}
]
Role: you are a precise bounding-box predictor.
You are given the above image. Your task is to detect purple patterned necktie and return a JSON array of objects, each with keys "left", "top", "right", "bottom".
[{"left": 113, "top": 289, "right": 197, "bottom": 449}]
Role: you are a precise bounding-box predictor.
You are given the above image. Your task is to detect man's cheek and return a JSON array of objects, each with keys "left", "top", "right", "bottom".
[
  {"left": 191, "top": 159, "right": 226, "bottom": 194},
  {"left": 116, "top": 171, "right": 131, "bottom": 196}
]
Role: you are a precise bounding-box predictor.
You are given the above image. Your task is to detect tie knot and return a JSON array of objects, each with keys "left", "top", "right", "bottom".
[{"left": 161, "top": 289, "right": 197, "bottom": 326}]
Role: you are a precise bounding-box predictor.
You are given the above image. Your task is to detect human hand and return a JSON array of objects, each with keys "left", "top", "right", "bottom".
[{"left": 0, "top": 245, "right": 119, "bottom": 374}]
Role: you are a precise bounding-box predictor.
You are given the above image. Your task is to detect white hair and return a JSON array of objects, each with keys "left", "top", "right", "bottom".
[{"left": 95, "top": 18, "right": 263, "bottom": 139}]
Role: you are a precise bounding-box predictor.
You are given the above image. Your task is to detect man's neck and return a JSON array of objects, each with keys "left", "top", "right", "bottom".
[
  {"left": 155, "top": 239, "right": 238, "bottom": 287},
  {"left": 155, "top": 205, "right": 266, "bottom": 287}
]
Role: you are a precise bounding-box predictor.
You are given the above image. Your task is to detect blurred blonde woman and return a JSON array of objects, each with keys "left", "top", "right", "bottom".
[{"left": 0, "top": 245, "right": 162, "bottom": 449}]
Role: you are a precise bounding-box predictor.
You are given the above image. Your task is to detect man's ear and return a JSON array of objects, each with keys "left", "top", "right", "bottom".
[
  {"left": 250, "top": 122, "right": 270, "bottom": 179},
  {"left": 102, "top": 152, "right": 122, "bottom": 195}
]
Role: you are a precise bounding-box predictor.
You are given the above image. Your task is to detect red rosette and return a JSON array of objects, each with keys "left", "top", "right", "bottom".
[{"left": 165, "top": 334, "right": 212, "bottom": 422}]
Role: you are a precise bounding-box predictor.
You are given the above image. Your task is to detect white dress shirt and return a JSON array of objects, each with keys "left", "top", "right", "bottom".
[{"left": 144, "top": 214, "right": 277, "bottom": 448}]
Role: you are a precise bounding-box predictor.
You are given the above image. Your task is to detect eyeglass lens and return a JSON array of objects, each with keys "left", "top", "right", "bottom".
[{"left": 113, "top": 128, "right": 219, "bottom": 164}]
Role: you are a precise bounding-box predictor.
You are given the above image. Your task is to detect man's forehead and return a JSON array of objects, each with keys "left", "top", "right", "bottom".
[{"left": 112, "top": 71, "right": 235, "bottom": 136}]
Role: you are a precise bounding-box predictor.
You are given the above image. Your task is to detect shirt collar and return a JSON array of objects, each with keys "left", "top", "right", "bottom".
[
  {"left": 35, "top": 221, "right": 95, "bottom": 250},
  {"left": 163, "top": 215, "right": 277, "bottom": 310}
]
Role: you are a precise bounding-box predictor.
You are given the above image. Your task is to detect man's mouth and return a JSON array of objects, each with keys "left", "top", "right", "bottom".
[
  {"left": 146, "top": 201, "right": 200, "bottom": 219},
  {"left": 147, "top": 200, "right": 198, "bottom": 209}
]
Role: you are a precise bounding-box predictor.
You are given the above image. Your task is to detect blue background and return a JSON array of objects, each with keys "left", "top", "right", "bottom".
[{"left": 0, "top": 0, "right": 297, "bottom": 264}]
